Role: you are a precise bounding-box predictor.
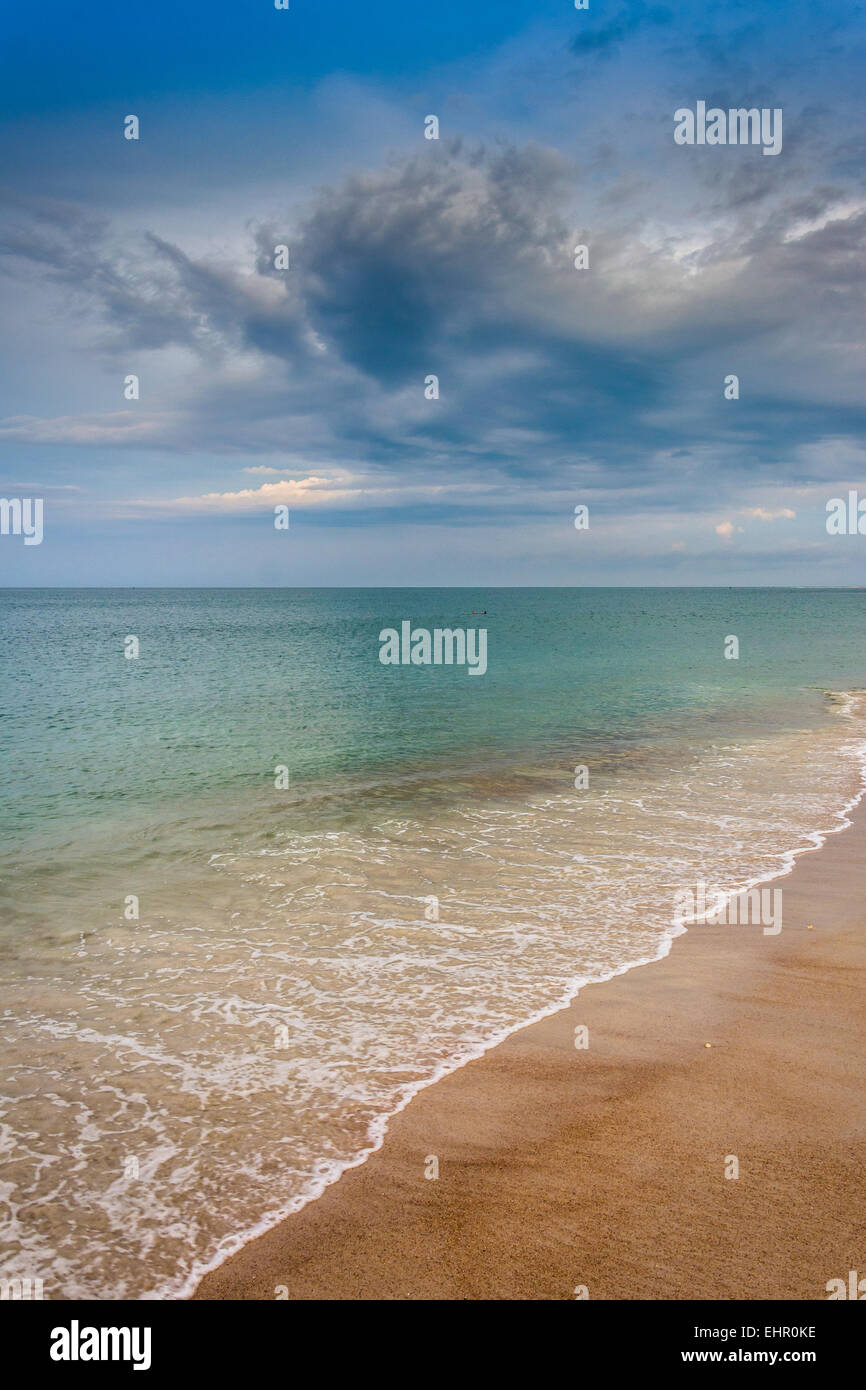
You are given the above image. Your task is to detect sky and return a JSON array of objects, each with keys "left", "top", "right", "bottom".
[{"left": 1, "top": 0, "right": 865, "bottom": 585}]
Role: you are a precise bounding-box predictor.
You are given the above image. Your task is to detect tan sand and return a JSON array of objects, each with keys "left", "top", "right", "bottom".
[{"left": 194, "top": 804, "right": 866, "bottom": 1300}]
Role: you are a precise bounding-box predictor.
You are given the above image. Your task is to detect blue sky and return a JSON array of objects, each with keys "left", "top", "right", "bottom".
[{"left": 1, "top": 0, "right": 865, "bottom": 584}]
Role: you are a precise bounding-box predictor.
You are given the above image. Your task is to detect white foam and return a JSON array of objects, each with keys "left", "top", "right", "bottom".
[{"left": 2, "top": 692, "right": 865, "bottom": 1300}]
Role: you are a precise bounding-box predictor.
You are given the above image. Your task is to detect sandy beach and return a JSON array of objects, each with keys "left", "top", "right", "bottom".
[{"left": 193, "top": 800, "right": 866, "bottom": 1301}]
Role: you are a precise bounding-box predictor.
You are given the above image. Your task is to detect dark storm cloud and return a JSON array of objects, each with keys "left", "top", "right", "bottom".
[
  {"left": 261, "top": 142, "right": 576, "bottom": 379},
  {"left": 1, "top": 131, "right": 864, "bottom": 513}
]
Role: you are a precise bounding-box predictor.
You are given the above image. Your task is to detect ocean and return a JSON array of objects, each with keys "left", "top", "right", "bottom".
[{"left": 1, "top": 587, "right": 865, "bottom": 1298}]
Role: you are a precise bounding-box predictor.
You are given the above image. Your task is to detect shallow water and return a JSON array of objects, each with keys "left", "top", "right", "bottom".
[{"left": 1, "top": 588, "right": 865, "bottom": 1297}]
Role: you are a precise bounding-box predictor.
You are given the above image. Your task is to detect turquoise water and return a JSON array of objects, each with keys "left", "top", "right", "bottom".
[
  {"left": 1, "top": 587, "right": 865, "bottom": 1297},
  {"left": 3, "top": 586, "right": 865, "bottom": 845}
]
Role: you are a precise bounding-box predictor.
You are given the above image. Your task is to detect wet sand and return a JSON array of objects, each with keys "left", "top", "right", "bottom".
[{"left": 194, "top": 804, "right": 866, "bottom": 1300}]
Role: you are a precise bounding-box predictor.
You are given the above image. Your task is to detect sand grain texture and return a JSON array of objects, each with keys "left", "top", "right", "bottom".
[{"left": 194, "top": 806, "right": 866, "bottom": 1300}]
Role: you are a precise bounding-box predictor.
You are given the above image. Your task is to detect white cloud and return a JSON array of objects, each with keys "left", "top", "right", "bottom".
[
  {"left": 741, "top": 507, "right": 795, "bottom": 521},
  {"left": 0, "top": 412, "right": 176, "bottom": 445},
  {"left": 166, "top": 476, "right": 350, "bottom": 512}
]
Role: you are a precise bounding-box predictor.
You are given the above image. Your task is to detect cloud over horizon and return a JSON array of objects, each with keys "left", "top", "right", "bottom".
[{"left": 0, "top": 0, "right": 864, "bottom": 583}]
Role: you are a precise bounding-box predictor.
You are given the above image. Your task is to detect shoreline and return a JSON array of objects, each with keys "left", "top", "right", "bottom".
[{"left": 193, "top": 793, "right": 866, "bottom": 1301}]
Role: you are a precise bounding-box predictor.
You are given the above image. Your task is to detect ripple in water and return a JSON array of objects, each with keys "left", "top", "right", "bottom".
[{"left": 1, "top": 695, "right": 865, "bottom": 1298}]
